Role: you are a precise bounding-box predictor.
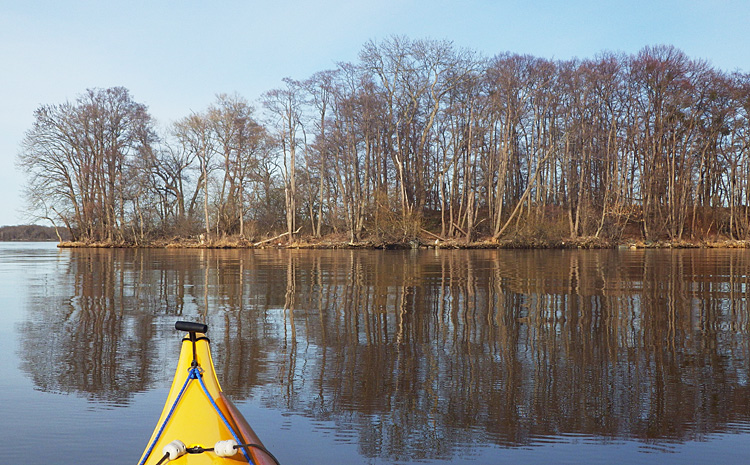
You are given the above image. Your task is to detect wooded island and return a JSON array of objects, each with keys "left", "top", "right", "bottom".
[{"left": 17, "top": 38, "right": 750, "bottom": 248}]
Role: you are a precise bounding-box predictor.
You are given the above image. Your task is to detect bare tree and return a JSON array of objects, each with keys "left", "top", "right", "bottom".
[
  {"left": 173, "top": 112, "right": 215, "bottom": 241},
  {"left": 208, "top": 93, "right": 265, "bottom": 237},
  {"left": 263, "top": 78, "right": 305, "bottom": 241},
  {"left": 18, "top": 87, "right": 154, "bottom": 241}
]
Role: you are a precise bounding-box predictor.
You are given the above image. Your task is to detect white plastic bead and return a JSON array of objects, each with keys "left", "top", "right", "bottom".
[
  {"left": 162, "top": 440, "right": 187, "bottom": 460},
  {"left": 214, "top": 439, "right": 239, "bottom": 457}
]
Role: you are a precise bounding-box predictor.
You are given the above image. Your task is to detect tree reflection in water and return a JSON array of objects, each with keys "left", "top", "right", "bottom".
[{"left": 17, "top": 248, "right": 750, "bottom": 461}]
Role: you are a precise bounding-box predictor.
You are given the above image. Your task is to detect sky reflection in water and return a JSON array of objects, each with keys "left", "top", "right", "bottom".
[{"left": 5, "top": 245, "right": 750, "bottom": 464}]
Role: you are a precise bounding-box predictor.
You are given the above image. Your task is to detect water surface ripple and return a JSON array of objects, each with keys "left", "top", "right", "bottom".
[{"left": 3, "top": 244, "right": 750, "bottom": 464}]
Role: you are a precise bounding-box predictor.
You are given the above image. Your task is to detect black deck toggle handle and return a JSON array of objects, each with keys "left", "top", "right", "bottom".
[{"left": 175, "top": 321, "right": 208, "bottom": 334}]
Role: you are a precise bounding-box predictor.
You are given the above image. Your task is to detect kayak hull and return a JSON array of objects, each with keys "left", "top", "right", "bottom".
[{"left": 137, "top": 334, "right": 274, "bottom": 464}]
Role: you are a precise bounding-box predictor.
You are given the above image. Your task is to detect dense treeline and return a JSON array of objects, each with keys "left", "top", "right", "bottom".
[
  {"left": 0, "top": 225, "right": 70, "bottom": 241},
  {"left": 18, "top": 38, "right": 750, "bottom": 244}
]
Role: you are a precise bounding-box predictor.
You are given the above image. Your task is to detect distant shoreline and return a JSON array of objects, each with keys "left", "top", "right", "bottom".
[
  {"left": 0, "top": 225, "right": 68, "bottom": 242},
  {"left": 0, "top": 239, "right": 59, "bottom": 242}
]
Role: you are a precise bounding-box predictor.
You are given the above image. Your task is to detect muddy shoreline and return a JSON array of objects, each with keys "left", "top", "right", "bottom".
[{"left": 56, "top": 235, "right": 750, "bottom": 250}]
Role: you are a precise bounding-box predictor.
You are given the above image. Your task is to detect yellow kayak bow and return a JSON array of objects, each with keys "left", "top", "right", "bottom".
[{"left": 137, "top": 322, "right": 279, "bottom": 465}]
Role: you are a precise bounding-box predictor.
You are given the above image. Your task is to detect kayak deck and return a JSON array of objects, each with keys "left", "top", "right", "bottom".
[{"left": 138, "top": 326, "right": 276, "bottom": 464}]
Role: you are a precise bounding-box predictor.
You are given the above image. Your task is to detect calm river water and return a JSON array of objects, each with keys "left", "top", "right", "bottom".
[{"left": 2, "top": 242, "right": 750, "bottom": 464}]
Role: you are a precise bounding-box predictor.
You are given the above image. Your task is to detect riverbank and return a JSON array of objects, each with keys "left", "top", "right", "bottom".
[{"left": 56, "top": 234, "right": 750, "bottom": 250}]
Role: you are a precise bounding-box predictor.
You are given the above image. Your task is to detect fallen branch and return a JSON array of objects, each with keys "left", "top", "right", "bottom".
[
  {"left": 452, "top": 222, "right": 467, "bottom": 236},
  {"left": 420, "top": 228, "right": 444, "bottom": 241},
  {"left": 253, "top": 227, "right": 302, "bottom": 247}
]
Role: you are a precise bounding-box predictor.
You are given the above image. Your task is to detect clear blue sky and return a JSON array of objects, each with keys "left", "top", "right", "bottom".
[{"left": 1, "top": 0, "right": 747, "bottom": 226}]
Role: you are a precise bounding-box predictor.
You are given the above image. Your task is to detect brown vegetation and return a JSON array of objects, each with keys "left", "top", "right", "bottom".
[{"left": 17, "top": 39, "right": 750, "bottom": 249}]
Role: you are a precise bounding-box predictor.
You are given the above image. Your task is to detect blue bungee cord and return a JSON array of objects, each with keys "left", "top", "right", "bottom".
[
  {"left": 137, "top": 370, "right": 194, "bottom": 465},
  {"left": 195, "top": 370, "right": 254, "bottom": 464}
]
